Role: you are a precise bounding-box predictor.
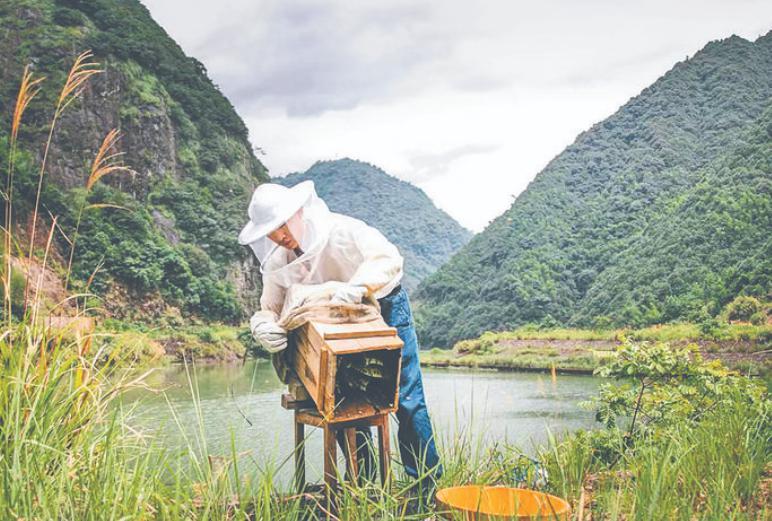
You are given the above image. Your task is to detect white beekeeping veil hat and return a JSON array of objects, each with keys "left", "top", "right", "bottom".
[{"left": 238, "top": 180, "right": 332, "bottom": 288}]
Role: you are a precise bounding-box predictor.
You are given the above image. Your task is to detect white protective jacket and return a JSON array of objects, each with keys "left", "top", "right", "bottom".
[{"left": 259, "top": 212, "right": 404, "bottom": 320}]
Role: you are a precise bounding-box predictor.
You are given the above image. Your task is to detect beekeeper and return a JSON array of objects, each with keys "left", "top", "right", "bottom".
[{"left": 238, "top": 180, "right": 442, "bottom": 483}]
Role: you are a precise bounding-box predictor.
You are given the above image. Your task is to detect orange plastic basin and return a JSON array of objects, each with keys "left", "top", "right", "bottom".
[{"left": 435, "top": 485, "right": 571, "bottom": 520}]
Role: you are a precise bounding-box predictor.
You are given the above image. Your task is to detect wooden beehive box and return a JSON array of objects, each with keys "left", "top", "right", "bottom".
[{"left": 289, "top": 319, "right": 403, "bottom": 422}]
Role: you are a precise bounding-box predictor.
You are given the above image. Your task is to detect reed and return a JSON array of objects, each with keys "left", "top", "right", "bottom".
[
  {"left": 4, "top": 66, "right": 44, "bottom": 324},
  {"left": 64, "top": 128, "right": 132, "bottom": 293},
  {"left": 23, "top": 50, "right": 102, "bottom": 313}
]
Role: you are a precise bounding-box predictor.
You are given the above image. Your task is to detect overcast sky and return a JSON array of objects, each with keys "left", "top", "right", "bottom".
[{"left": 141, "top": 0, "right": 770, "bottom": 231}]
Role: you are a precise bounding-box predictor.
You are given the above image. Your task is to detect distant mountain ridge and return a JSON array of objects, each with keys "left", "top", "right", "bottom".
[
  {"left": 276, "top": 158, "right": 472, "bottom": 291},
  {"left": 414, "top": 31, "right": 772, "bottom": 347}
]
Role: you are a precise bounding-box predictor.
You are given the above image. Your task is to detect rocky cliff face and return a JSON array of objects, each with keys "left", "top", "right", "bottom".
[
  {"left": 0, "top": 0, "right": 267, "bottom": 322},
  {"left": 47, "top": 67, "right": 177, "bottom": 195}
]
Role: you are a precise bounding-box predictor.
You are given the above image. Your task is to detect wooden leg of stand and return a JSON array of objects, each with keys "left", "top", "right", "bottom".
[
  {"left": 377, "top": 416, "right": 390, "bottom": 488},
  {"left": 323, "top": 426, "right": 338, "bottom": 493},
  {"left": 344, "top": 428, "right": 359, "bottom": 484},
  {"left": 294, "top": 417, "right": 305, "bottom": 492}
]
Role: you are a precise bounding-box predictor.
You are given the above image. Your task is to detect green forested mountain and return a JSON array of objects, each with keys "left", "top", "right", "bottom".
[
  {"left": 0, "top": 0, "right": 268, "bottom": 321},
  {"left": 415, "top": 32, "right": 772, "bottom": 347},
  {"left": 277, "top": 159, "right": 472, "bottom": 291}
]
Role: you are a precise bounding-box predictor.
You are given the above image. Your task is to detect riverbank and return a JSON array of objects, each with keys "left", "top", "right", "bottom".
[
  {"left": 420, "top": 323, "right": 772, "bottom": 376},
  {"left": 92, "top": 320, "right": 771, "bottom": 378},
  {"left": 95, "top": 319, "right": 255, "bottom": 366}
]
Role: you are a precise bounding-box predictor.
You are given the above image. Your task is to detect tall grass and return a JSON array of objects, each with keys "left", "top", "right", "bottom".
[
  {"left": 4, "top": 329, "right": 767, "bottom": 519},
  {"left": 22, "top": 50, "right": 102, "bottom": 313},
  {"left": 3, "top": 65, "right": 43, "bottom": 324},
  {"left": 548, "top": 402, "right": 769, "bottom": 520},
  {"left": 63, "top": 127, "right": 132, "bottom": 294},
  {"left": 0, "top": 323, "right": 162, "bottom": 518},
  {"left": 540, "top": 382, "right": 769, "bottom": 520}
]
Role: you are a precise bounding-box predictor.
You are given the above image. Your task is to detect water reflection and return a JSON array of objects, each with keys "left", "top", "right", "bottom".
[{"left": 117, "top": 360, "right": 601, "bottom": 485}]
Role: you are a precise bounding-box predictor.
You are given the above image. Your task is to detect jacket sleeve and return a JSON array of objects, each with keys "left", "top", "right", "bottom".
[
  {"left": 346, "top": 219, "right": 404, "bottom": 295},
  {"left": 258, "top": 275, "right": 285, "bottom": 321}
]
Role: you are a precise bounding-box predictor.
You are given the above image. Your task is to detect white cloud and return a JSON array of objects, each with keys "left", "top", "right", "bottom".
[{"left": 141, "top": 0, "right": 771, "bottom": 230}]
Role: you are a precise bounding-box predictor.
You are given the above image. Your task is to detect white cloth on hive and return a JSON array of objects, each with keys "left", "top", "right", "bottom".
[
  {"left": 269, "top": 281, "right": 383, "bottom": 384},
  {"left": 277, "top": 281, "right": 382, "bottom": 332}
]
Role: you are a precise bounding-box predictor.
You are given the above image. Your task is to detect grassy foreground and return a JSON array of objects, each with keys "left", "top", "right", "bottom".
[
  {"left": 421, "top": 323, "right": 772, "bottom": 377},
  {"left": 1, "top": 322, "right": 769, "bottom": 519}
]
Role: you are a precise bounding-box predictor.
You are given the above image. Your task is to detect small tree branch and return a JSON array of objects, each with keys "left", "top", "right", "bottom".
[{"left": 628, "top": 379, "right": 647, "bottom": 438}]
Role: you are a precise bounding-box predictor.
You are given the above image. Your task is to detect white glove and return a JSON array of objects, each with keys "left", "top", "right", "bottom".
[
  {"left": 249, "top": 310, "right": 288, "bottom": 353},
  {"left": 330, "top": 284, "right": 368, "bottom": 305}
]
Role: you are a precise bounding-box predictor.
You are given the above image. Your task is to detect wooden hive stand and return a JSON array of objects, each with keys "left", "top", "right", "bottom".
[
  {"left": 290, "top": 318, "right": 403, "bottom": 422},
  {"left": 281, "top": 393, "right": 391, "bottom": 493},
  {"left": 281, "top": 318, "right": 403, "bottom": 497}
]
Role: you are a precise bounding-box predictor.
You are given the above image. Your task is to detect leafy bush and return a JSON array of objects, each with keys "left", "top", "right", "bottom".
[
  {"left": 590, "top": 340, "right": 766, "bottom": 438},
  {"left": 749, "top": 310, "right": 767, "bottom": 325},
  {"left": 453, "top": 332, "right": 496, "bottom": 355},
  {"left": 697, "top": 309, "right": 724, "bottom": 338},
  {"left": 195, "top": 327, "right": 216, "bottom": 343},
  {"left": 592, "top": 315, "right": 613, "bottom": 330},
  {"left": 724, "top": 295, "right": 762, "bottom": 322}
]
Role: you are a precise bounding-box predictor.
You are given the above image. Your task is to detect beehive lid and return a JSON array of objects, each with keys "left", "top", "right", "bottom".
[
  {"left": 325, "top": 335, "right": 403, "bottom": 354},
  {"left": 313, "top": 319, "right": 397, "bottom": 340}
]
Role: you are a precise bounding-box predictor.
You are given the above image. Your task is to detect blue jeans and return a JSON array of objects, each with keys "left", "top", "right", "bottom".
[{"left": 337, "top": 287, "right": 443, "bottom": 481}]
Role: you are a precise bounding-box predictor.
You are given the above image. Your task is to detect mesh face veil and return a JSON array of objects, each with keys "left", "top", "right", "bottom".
[{"left": 248, "top": 188, "right": 333, "bottom": 289}]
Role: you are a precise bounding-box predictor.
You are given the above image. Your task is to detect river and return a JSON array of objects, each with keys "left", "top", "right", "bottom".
[{"left": 118, "top": 360, "right": 601, "bottom": 485}]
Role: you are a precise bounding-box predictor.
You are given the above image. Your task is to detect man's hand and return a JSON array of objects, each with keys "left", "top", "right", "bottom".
[
  {"left": 330, "top": 284, "right": 368, "bottom": 305},
  {"left": 249, "top": 310, "right": 288, "bottom": 353}
]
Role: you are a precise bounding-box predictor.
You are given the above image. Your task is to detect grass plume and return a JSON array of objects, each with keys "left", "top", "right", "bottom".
[
  {"left": 4, "top": 66, "right": 44, "bottom": 324},
  {"left": 64, "top": 128, "right": 132, "bottom": 292},
  {"left": 24, "top": 50, "right": 102, "bottom": 311},
  {"left": 85, "top": 128, "right": 131, "bottom": 190},
  {"left": 10, "top": 66, "right": 45, "bottom": 143}
]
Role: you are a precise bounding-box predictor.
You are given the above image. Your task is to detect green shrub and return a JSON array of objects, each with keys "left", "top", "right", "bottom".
[
  {"left": 724, "top": 295, "right": 762, "bottom": 322},
  {"left": 53, "top": 6, "right": 85, "bottom": 26},
  {"left": 0, "top": 266, "right": 28, "bottom": 319},
  {"left": 697, "top": 313, "right": 724, "bottom": 338},
  {"left": 591, "top": 340, "right": 766, "bottom": 437},
  {"left": 539, "top": 314, "right": 559, "bottom": 329},
  {"left": 453, "top": 332, "right": 496, "bottom": 355},
  {"left": 592, "top": 315, "right": 613, "bottom": 330},
  {"left": 749, "top": 310, "right": 767, "bottom": 326},
  {"left": 196, "top": 326, "right": 216, "bottom": 343}
]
